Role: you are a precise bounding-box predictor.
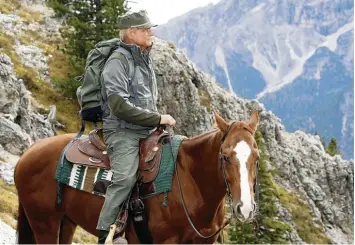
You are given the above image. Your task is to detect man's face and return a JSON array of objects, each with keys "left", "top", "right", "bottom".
[{"left": 130, "top": 28, "right": 153, "bottom": 49}]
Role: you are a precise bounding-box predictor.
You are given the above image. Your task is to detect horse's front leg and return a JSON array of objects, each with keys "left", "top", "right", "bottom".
[
  {"left": 125, "top": 221, "right": 138, "bottom": 243},
  {"left": 125, "top": 219, "right": 178, "bottom": 244},
  {"left": 161, "top": 235, "right": 180, "bottom": 244}
]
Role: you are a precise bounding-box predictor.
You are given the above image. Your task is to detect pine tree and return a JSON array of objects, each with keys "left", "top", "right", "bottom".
[
  {"left": 47, "top": 0, "right": 71, "bottom": 17},
  {"left": 47, "top": 0, "right": 128, "bottom": 97},
  {"left": 60, "top": 0, "right": 128, "bottom": 65},
  {"left": 326, "top": 138, "right": 341, "bottom": 156}
]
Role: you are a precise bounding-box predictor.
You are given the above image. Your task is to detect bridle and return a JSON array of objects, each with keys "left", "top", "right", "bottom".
[
  {"left": 168, "top": 122, "right": 260, "bottom": 241},
  {"left": 219, "top": 122, "right": 260, "bottom": 219}
]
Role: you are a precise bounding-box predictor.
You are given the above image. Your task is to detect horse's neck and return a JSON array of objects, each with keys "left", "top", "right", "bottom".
[{"left": 183, "top": 130, "right": 226, "bottom": 211}]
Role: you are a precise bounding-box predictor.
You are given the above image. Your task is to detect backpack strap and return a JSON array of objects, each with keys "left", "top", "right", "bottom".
[
  {"left": 108, "top": 47, "right": 135, "bottom": 82},
  {"left": 104, "top": 47, "right": 137, "bottom": 129}
]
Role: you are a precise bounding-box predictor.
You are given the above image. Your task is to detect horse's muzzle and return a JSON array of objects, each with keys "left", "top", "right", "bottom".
[{"left": 233, "top": 201, "right": 256, "bottom": 222}]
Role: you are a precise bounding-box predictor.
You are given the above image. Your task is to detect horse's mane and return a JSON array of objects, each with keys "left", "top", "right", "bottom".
[
  {"left": 187, "top": 128, "right": 218, "bottom": 140},
  {"left": 181, "top": 128, "right": 222, "bottom": 154},
  {"left": 182, "top": 120, "right": 252, "bottom": 150}
]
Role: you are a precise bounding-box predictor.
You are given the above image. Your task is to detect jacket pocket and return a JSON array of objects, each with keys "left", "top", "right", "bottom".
[{"left": 132, "top": 71, "right": 152, "bottom": 102}]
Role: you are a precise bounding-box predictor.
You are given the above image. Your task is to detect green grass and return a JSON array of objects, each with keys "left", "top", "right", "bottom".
[
  {"left": 0, "top": 178, "right": 17, "bottom": 230},
  {"left": 0, "top": 179, "right": 18, "bottom": 222},
  {"left": 0, "top": 212, "right": 17, "bottom": 229},
  {"left": 18, "top": 9, "right": 43, "bottom": 24},
  {"left": 0, "top": 33, "right": 13, "bottom": 50},
  {"left": 275, "top": 185, "right": 332, "bottom": 244},
  {"left": 19, "top": 30, "right": 47, "bottom": 46},
  {"left": 0, "top": 0, "right": 21, "bottom": 14},
  {"left": 0, "top": 0, "right": 42, "bottom": 23},
  {"left": 73, "top": 227, "right": 97, "bottom": 244}
]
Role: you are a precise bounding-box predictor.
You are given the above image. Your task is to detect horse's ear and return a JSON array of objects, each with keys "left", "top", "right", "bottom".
[
  {"left": 213, "top": 111, "right": 228, "bottom": 132},
  {"left": 249, "top": 111, "right": 259, "bottom": 134}
]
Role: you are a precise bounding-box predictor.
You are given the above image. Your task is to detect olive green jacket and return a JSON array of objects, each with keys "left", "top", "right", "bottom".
[{"left": 101, "top": 41, "right": 160, "bottom": 130}]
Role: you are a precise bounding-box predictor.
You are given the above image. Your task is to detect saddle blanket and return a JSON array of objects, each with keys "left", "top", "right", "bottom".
[{"left": 55, "top": 135, "right": 186, "bottom": 203}]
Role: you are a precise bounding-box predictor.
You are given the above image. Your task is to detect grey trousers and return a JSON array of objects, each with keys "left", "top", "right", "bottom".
[{"left": 96, "top": 127, "right": 151, "bottom": 231}]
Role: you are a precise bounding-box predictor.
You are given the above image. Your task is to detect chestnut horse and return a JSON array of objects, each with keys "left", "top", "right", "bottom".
[{"left": 14, "top": 111, "right": 260, "bottom": 244}]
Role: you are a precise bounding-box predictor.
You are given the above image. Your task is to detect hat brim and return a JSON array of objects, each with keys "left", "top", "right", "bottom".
[
  {"left": 130, "top": 22, "right": 158, "bottom": 29},
  {"left": 144, "top": 22, "right": 158, "bottom": 28}
]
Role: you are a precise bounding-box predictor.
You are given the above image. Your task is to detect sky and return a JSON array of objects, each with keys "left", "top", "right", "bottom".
[{"left": 127, "top": 0, "right": 221, "bottom": 25}]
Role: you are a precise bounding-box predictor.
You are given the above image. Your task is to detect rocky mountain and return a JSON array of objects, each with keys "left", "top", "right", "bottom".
[
  {"left": 0, "top": 53, "right": 55, "bottom": 184},
  {"left": 154, "top": 0, "right": 354, "bottom": 159},
  {"left": 0, "top": 0, "right": 353, "bottom": 243}
]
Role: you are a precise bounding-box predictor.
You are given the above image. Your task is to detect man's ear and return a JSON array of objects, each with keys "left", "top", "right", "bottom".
[
  {"left": 213, "top": 110, "right": 228, "bottom": 132},
  {"left": 126, "top": 28, "right": 134, "bottom": 40}
]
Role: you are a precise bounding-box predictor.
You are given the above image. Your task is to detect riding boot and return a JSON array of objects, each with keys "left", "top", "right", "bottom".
[{"left": 98, "top": 230, "right": 109, "bottom": 244}]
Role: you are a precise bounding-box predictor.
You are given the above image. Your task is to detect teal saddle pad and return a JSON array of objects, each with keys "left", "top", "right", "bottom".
[{"left": 55, "top": 135, "right": 186, "bottom": 203}]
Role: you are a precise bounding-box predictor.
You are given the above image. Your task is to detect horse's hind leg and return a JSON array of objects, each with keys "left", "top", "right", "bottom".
[
  {"left": 25, "top": 210, "right": 63, "bottom": 244},
  {"left": 59, "top": 216, "right": 77, "bottom": 244}
]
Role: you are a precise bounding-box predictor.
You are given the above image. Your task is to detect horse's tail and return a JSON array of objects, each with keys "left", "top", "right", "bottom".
[{"left": 16, "top": 201, "right": 35, "bottom": 244}]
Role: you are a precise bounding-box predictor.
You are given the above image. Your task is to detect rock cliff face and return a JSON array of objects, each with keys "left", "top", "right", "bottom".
[
  {"left": 0, "top": 52, "right": 55, "bottom": 183},
  {"left": 0, "top": 1, "right": 353, "bottom": 243}
]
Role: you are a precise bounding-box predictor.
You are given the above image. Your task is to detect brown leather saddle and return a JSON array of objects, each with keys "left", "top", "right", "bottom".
[{"left": 65, "top": 126, "right": 170, "bottom": 183}]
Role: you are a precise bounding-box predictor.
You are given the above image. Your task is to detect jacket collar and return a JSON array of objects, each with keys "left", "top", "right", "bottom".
[{"left": 120, "top": 40, "right": 153, "bottom": 61}]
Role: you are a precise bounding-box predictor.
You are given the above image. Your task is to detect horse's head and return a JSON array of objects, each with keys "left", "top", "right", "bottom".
[{"left": 214, "top": 111, "right": 260, "bottom": 222}]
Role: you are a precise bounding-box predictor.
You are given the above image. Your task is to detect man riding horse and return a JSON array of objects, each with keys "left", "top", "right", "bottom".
[
  {"left": 97, "top": 10, "right": 176, "bottom": 244},
  {"left": 14, "top": 9, "right": 261, "bottom": 245}
]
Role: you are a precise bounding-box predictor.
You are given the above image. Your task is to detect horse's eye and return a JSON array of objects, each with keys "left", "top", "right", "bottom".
[{"left": 222, "top": 155, "right": 230, "bottom": 163}]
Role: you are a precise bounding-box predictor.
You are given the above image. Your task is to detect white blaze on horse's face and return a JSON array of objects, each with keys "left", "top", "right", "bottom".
[{"left": 234, "top": 140, "right": 253, "bottom": 220}]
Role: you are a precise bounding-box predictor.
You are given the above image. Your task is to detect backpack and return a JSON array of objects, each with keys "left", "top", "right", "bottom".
[{"left": 76, "top": 38, "right": 134, "bottom": 124}]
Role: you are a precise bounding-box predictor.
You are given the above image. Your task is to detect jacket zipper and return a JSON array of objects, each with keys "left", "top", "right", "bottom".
[{"left": 142, "top": 54, "right": 156, "bottom": 110}]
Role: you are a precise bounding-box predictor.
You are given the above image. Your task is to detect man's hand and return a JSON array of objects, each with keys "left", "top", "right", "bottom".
[{"left": 160, "top": 114, "right": 176, "bottom": 126}]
